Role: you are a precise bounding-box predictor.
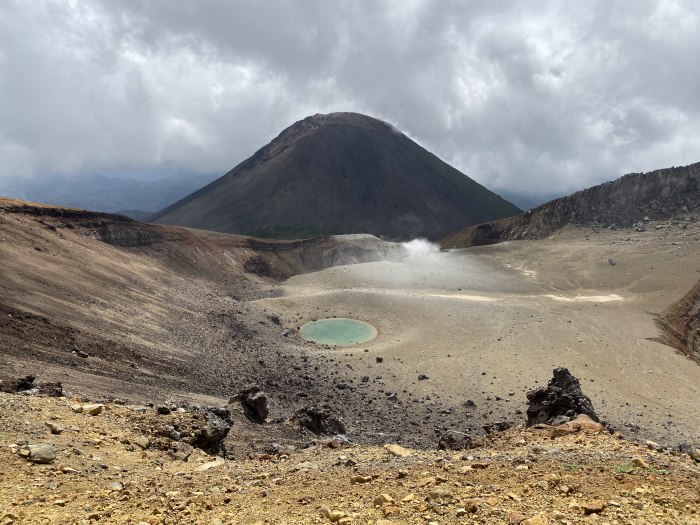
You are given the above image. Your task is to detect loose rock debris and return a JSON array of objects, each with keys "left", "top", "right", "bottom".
[{"left": 1, "top": 392, "right": 699, "bottom": 524}]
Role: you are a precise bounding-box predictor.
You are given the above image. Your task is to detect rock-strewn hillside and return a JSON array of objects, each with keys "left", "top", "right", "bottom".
[
  {"left": 657, "top": 279, "right": 700, "bottom": 365},
  {"left": 0, "top": 198, "right": 500, "bottom": 449},
  {"left": 442, "top": 162, "right": 700, "bottom": 248},
  {"left": 1, "top": 391, "right": 699, "bottom": 524}
]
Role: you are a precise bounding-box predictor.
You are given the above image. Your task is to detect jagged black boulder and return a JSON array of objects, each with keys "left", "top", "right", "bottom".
[
  {"left": 235, "top": 384, "right": 269, "bottom": 423},
  {"left": 190, "top": 407, "right": 233, "bottom": 457},
  {"left": 14, "top": 375, "right": 36, "bottom": 391},
  {"left": 0, "top": 375, "right": 62, "bottom": 397},
  {"left": 293, "top": 405, "right": 346, "bottom": 435},
  {"left": 437, "top": 430, "right": 475, "bottom": 450},
  {"left": 37, "top": 382, "right": 63, "bottom": 397},
  {"left": 526, "top": 368, "right": 599, "bottom": 426}
]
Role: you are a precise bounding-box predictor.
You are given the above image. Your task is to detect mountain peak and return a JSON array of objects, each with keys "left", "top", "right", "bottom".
[
  {"left": 151, "top": 114, "right": 521, "bottom": 240},
  {"left": 276, "top": 112, "right": 398, "bottom": 142}
]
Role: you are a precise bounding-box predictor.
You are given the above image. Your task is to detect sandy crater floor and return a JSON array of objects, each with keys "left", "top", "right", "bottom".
[{"left": 257, "top": 225, "right": 700, "bottom": 446}]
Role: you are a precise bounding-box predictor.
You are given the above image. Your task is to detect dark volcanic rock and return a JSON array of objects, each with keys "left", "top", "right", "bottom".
[
  {"left": 293, "top": 405, "right": 346, "bottom": 435},
  {"left": 243, "top": 255, "right": 271, "bottom": 277},
  {"left": 190, "top": 407, "right": 233, "bottom": 457},
  {"left": 437, "top": 430, "right": 476, "bottom": 450},
  {"left": 14, "top": 375, "right": 36, "bottom": 392},
  {"left": 235, "top": 384, "right": 270, "bottom": 423},
  {"left": 37, "top": 382, "right": 63, "bottom": 397},
  {"left": 0, "top": 375, "right": 62, "bottom": 397},
  {"left": 151, "top": 112, "right": 520, "bottom": 240},
  {"left": 483, "top": 421, "right": 512, "bottom": 434},
  {"left": 526, "top": 368, "right": 599, "bottom": 426}
]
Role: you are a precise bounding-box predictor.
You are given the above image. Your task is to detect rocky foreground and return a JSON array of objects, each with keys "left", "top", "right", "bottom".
[{"left": 1, "top": 391, "right": 699, "bottom": 525}]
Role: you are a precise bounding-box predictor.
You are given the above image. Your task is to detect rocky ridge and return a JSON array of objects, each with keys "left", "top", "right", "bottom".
[{"left": 441, "top": 162, "right": 700, "bottom": 248}]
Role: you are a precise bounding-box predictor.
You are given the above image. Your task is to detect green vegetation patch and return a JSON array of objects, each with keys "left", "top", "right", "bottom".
[{"left": 244, "top": 225, "right": 347, "bottom": 240}]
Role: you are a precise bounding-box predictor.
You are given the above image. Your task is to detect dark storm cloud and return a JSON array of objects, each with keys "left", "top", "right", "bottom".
[{"left": 0, "top": 0, "right": 698, "bottom": 200}]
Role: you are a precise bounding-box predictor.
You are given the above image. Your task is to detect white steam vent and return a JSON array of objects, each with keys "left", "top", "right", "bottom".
[{"left": 401, "top": 238, "right": 440, "bottom": 256}]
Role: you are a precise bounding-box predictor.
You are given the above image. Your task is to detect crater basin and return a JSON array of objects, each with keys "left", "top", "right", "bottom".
[{"left": 300, "top": 318, "right": 377, "bottom": 346}]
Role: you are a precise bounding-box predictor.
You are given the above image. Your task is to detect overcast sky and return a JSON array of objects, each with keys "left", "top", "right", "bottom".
[{"left": 1, "top": 0, "right": 699, "bottom": 203}]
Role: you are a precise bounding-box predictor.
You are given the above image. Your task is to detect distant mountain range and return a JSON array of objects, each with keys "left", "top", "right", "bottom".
[
  {"left": 3, "top": 172, "right": 217, "bottom": 219},
  {"left": 151, "top": 112, "right": 522, "bottom": 240}
]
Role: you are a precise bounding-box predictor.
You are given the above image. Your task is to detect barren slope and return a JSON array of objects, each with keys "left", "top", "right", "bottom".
[
  {"left": 657, "top": 279, "right": 700, "bottom": 364},
  {"left": 1, "top": 197, "right": 699, "bottom": 453},
  {"left": 0, "top": 198, "right": 502, "bottom": 449}
]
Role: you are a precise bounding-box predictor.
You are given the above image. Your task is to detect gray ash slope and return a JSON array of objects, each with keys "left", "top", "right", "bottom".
[{"left": 151, "top": 112, "right": 521, "bottom": 240}]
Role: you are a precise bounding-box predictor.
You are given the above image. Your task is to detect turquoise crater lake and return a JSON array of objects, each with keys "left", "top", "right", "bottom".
[{"left": 300, "top": 318, "right": 377, "bottom": 346}]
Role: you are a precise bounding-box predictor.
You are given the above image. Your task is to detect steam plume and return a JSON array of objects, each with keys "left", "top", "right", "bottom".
[{"left": 401, "top": 238, "right": 440, "bottom": 257}]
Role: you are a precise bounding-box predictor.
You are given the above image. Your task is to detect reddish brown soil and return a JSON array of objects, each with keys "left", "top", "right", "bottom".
[{"left": 1, "top": 393, "right": 699, "bottom": 524}]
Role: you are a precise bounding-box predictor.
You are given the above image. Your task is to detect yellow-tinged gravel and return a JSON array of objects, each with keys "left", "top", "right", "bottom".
[{"left": 1, "top": 393, "right": 699, "bottom": 524}]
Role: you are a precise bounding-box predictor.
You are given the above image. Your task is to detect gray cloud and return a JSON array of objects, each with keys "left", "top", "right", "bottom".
[{"left": 1, "top": 0, "right": 698, "bottom": 205}]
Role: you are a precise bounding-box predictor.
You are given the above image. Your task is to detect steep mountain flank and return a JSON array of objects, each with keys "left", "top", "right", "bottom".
[
  {"left": 441, "top": 162, "right": 700, "bottom": 248},
  {"left": 657, "top": 279, "right": 700, "bottom": 365},
  {"left": 151, "top": 112, "right": 521, "bottom": 240}
]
